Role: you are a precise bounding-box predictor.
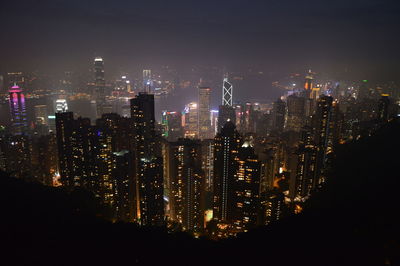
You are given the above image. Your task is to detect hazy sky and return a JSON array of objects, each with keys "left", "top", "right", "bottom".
[{"left": 1, "top": 0, "right": 399, "bottom": 80}]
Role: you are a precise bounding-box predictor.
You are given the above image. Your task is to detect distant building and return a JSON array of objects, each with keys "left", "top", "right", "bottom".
[
  {"left": 9, "top": 85, "right": 27, "bottom": 135},
  {"left": 142, "top": 70, "right": 152, "bottom": 92},
  {"left": 184, "top": 102, "right": 198, "bottom": 139},
  {"left": 198, "top": 87, "right": 212, "bottom": 139},
  {"left": 222, "top": 76, "right": 233, "bottom": 106},
  {"left": 217, "top": 105, "right": 235, "bottom": 133},
  {"left": 34, "top": 105, "right": 48, "bottom": 125},
  {"left": 286, "top": 95, "right": 305, "bottom": 132},
  {"left": 271, "top": 98, "right": 286, "bottom": 133},
  {"left": 56, "top": 99, "right": 68, "bottom": 113}
]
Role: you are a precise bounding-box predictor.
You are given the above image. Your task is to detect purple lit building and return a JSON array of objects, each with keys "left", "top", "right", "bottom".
[{"left": 9, "top": 85, "right": 27, "bottom": 135}]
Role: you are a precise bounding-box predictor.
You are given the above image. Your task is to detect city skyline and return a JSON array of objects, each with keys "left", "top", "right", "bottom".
[{"left": 0, "top": 1, "right": 399, "bottom": 265}]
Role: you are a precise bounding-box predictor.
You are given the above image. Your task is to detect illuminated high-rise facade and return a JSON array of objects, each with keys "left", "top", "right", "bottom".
[
  {"left": 213, "top": 121, "right": 242, "bottom": 223},
  {"left": 94, "top": 57, "right": 105, "bottom": 99},
  {"left": 9, "top": 85, "right": 27, "bottom": 135},
  {"left": 232, "top": 145, "right": 261, "bottom": 232},
  {"left": 56, "top": 99, "right": 68, "bottom": 113},
  {"left": 184, "top": 102, "right": 199, "bottom": 139},
  {"left": 198, "top": 87, "right": 212, "bottom": 139},
  {"left": 94, "top": 57, "right": 106, "bottom": 116},
  {"left": 286, "top": 95, "right": 305, "bottom": 132},
  {"left": 142, "top": 69, "right": 152, "bottom": 92},
  {"left": 34, "top": 105, "right": 48, "bottom": 125},
  {"left": 56, "top": 112, "right": 137, "bottom": 220},
  {"left": 55, "top": 112, "right": 94, "bottom": 188},
  {"left": 222, "top": 76, "right": 233, "bottom": 106},
  {"left": 162, "top": 111, "right": 183, "bottom": 141},
  {"left": 169, "top": 139, "right": 204, "bottom": 233},
  {"left": 313, "top": 95, "right": 334, "bottom": 188},
  {"left": 304, "top": 70, "right": 314, "bottom": 98},
  {"left": 131, "top": 92, "right": 164, "bottom": 226}
]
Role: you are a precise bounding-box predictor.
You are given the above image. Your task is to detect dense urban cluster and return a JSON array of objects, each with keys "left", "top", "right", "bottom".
[{"left": 0, "top": 58, "right": 398, "bottom": 238}]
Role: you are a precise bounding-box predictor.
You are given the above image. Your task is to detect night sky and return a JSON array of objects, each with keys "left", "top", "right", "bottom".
[{"left": 1, "top": 0, "right": 400, "bottom": 80}]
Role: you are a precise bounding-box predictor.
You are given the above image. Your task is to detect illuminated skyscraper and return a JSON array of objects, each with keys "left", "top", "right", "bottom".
[
  {"left": 34, "top": 105, "right": 48, "bottom": 125},
  {"left": 184, "top": 102, "right": 199, "bottom": 139},
  {"left": 56, "top": 99, "right": 68, "bottom": 113},
  {"left": 112, "top": 150, "right": 136, "bottom": 222},
  {"left": 313, "top": 95, "right": 334, "bottom": 188},
  {"left": 169, "top": 139, "right": 205, "bottom": 233},
  {"left": 142, "top": 69, "right": 152, "bottom": 92},
  {"left": 232, "top": 144, "right": 261, "bottom": 232},
  {"left": 198, "top": 87, "right": 212, "bottom": 139},
  {"left": 213, "top": 121, "right": 242, "bottom": 223},
  {"left": 131, "top": 92, "right": 164, "bottom": 226},
  {"left": 222, "top": 76, "right": 233, "bottom": 106},
  {"left": 9, "top": 85, "right": 27, "bottom": 135},
  {"left": 162, "top": 111, "right": 183, "bottom": 141},
  {"left": 304, "top": 70, "right": 314, "bottom": 98},
  {"left": 210, "top": 110, "right": 219, "bottom": 136},
  {"left": 294, "top": 127, "right": 317, "bottom": 200},
  {"left": 94, "top": 57, "right": 105, "bottom": 98},
  {"left": 55, "top": 112, "right": 93, "bottom": 188},
  {"left": 286, "top": 95, "right": 305, "bottom": 132},
  {"left": 94, "top": 57, "right": 106, "bottom": 116}
]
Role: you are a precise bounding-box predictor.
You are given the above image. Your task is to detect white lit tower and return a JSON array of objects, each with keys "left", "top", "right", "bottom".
[
  {"left": 218, "top": 74, "right": 235, "bottom": 132},
  {"left": 222, "top": 74, "right": 233, "bottom": 106}
]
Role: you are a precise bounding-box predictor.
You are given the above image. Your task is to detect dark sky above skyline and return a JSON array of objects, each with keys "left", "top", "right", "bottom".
[{"left": 1, "top": 0, "right": 399, "bottom": 80}]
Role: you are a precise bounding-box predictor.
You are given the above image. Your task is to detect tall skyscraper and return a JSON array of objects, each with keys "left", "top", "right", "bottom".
[
  {"left": 169, "top": 139, "right": 205, "bottom": 234},
  {"left": 198, "top": 87, "right": 212, "bottom": 139},
  {"left": 184, "top": 102, "right": 199, "bottom": 139},
  {"left": 142, "top": 69, "right": 152, "bottom": 92},
  {"left": 286, "top": 95, "right": 305, "bottom": 132},
  {"left": 131, "top": 92, "right": 164, "bottom": 226},
  {"left": 222, "top": 76, "right": 233, "bottom": 106},
  {"left": 210, "top": 110, "right": 219, "bottom": 136},
  {"left": 271, "top": 98, "right": 286, "bottom": 133},
  {"left": 9, "top": 85, "right": 27, "bottom": 135},
  {"left": 94, "top": 57, "right": 105, "bottom": 99},
  {"left": 313, "top": 95, "right": 334, "bottom": 188},
  {"left": 213, "top": 121, "right": 242, "bottom": 223},
  {"left": 294, "top": 127, "right": 317, "bottom": 200},
  {"left": 55, "top": 112, "right": 93, "bottom": 188},
  {"left": 303, "top": 70, "right": 314, "bottom": 98},
  {"left": 34, "top": 105, "right": 48, "bottom": 125},
  {"left": 232, "top": 144, "right": 261, "bottom": 232},
  {"left": 162, "top": 111, "right": 183, "bottom": 141},
  {"left": 112, "top": 150, "right": 136, "bottom": 222},
  {"left": 94, "top": 57, "right": 106, "bottom": 116}
]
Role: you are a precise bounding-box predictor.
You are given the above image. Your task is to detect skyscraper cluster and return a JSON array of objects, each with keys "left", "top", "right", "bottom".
[{"left": 1, "top": 64, "right": 399, "bottom": 239}]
